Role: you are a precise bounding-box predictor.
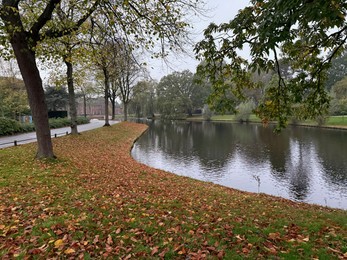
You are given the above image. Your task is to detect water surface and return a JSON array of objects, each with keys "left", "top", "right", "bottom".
[{"left": 131, "top": 120, "right": 347, "bottom": 210}]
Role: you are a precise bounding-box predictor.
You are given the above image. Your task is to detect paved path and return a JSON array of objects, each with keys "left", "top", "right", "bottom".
[{"left": 0, "top": 119, "right": 119, "bottom": 149}]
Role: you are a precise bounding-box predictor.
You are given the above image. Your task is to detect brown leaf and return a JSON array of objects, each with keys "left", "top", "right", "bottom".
[
  {"left": 93, "top": 235, "right": 99, "bottom": 244},
  {"left": 151, "top": 246, "right": 159, "bottom": 256},
  {"left": 268, "top": 232, "right": 281, "bottom": 240},
  {"left": 123, "top": 254, "right": 132, "bottom": 260},
  {"left": 159, "top": 248, "right": 169, "bottom": 258},
  {"left": 28, "top": 248, "right": 42, "bottom": 255},
  {"left": 217, "top": 250, "right": 225, "bottom": 259},
  {"left": 107, "top": 234, "right": 113, "bottom": 245}
]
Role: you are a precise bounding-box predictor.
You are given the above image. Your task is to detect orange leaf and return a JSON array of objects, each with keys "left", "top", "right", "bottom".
[
  {"left": 54, "top": 239, "right": 64, "bottom": 248},
  {"left": 151, "top": 246, "right": 159, "bottom": 256},
  {"left": 64, "top": 248, "right": 75, "bottom": 255}
]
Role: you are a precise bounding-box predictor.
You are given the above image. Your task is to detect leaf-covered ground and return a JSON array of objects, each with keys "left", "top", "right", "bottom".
[{"left": 1, "top": 122, "right": 346, "bottom": 259}]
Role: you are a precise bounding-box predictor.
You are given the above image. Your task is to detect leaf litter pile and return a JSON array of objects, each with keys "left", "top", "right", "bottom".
[{"left": 0, "top": 122, "right": 346, "bottom": 259}]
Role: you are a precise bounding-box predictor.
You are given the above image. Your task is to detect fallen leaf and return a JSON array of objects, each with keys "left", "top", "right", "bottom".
[
  {"left": 151, "top": 246, "right": 159, "bottom": 256},
  {"left": 64, "top": 248, "right": 75, "bottom": 254},
  {"left": 268, "top": 232, "right": 281, "bottom": 240},
  {"left": 54, "top": 239, "right": 64, "bottom": 248},
  {"left": 107, "top": 234, "right": 113, "bottom": 245},
  {"left": 93, "top": 235, "right": 99, "bottom": 244}
]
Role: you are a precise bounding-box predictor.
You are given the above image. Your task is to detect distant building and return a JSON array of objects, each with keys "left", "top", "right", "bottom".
[{"left": 76, "top": 97, "right": 123, "bottom": 118}]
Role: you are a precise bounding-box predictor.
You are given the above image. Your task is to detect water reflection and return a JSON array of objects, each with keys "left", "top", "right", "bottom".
[{"left": 132, "top": 120, "right": 347, "bottom": 209}]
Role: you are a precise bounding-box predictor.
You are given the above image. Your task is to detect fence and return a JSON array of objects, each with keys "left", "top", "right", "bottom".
[{"left": 0, "top": 131, "right": 69, "bottom": 148}]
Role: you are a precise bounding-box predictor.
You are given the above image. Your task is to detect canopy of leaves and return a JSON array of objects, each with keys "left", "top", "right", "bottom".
[
  {"left": 157, "top": 70, "right": 205, "bottom": 118},
  {"left": 325, "top": 51, "right": 347, "bottom": 91},
  {"left": 195, "top": 0, "right": 347, "bottom": 129},
  {"left": 130, "top": 80, "right": 157, "bottom": 118},
  {"left": 44, "top": 85, "right": 69, "bottom": 111},
  {"left": 329, "top": 75, "right": 347, "bottom": 115},
  {"left": 0, "top": 77, "right": 29, "bottom": 118}
]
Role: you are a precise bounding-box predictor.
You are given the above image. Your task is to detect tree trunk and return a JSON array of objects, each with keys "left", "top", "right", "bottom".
[
  {"left": 111, "top": 98, "right": 115, "bottom": 120},
  {"left": 83, "top": 93, "right": 87, "bottom": 118},
  {"left": 103, "top": 67, "right": 110, "bottom": 126},
  {"left": 124, "top": 102, "right": 128, "bottom": 121},
  {"left": 10, "top": 32, "right": 55, "bottom": 159},
  {"left": 65, "top": 59, "right": 78, "bottom": 135}
]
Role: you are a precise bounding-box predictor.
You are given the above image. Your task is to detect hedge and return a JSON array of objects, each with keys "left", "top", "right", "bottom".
[{"left": 0, "top": 117, "right": 90, "bottom": 136}]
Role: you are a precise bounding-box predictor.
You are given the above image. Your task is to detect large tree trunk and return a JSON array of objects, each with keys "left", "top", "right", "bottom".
[
  {"left": 11, "top": 32, "right": 55, "bottom": 159},
  {"left": 103, "top": 67, "right": 110, "bottom": 126},
  {"left": 65, "top": 59, "right": 78, "bottom": 135}
]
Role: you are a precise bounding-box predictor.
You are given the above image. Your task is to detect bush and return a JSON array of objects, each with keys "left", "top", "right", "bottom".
[
  {"left": 202, "top": 104, "right": 213, "bottom": 121},
  {"left": 20, "top": 123, "right": 35, "bottom": 133},
  {"left": 76, "top": 117, "right": 90, "bottom": 125},
  {"left": 49, "top": 117, "right": 90, "bottom": 129},
  {"left": 49, "top": 117, "right": 69, "bottom": 129},
  {"left": 329, "top": 98, "right": 347, "bottom": 116},
  {"left": 0, "top": 117, "right": 21, "bottom": 135},
  {"left": 235, "top": 100, "right": 255, "bottom": 123},
  {"left": 0, "top": 117, "right": 90, "bottom": 136}
]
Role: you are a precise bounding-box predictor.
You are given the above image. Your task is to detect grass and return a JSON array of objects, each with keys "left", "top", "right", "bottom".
[
  {"left": 0, "top": 122, "right": 346, "bottom": 258},
  {"left": 326, "top": 115, "right": 347, "bottom": 126},
  {"left": 188, "top": 114, "right": 347, "bottom": 128}
]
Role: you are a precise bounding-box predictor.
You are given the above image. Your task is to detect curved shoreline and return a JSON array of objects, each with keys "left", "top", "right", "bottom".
[{"left": 1, "top": 122, "right": 346, "bottom": 259}]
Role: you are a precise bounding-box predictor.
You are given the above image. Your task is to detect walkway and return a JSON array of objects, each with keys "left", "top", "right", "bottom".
[{"left": 0, "top": 119, "right": 119, "bottom": 149}]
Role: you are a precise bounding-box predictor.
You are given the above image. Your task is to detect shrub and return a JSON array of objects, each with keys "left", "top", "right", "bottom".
[
  {"left": 49, "top": 117, "right": 90, "bottom": 129},
  {"left": 0, "top": 117, "right": 90, "bottom": 136},
  {"left": 202, "top": 104, "right": 213, "bottom": 121},
  {"left": 235, "top": 100, "right": 255, "bottom": 123},
  {"left": 0, "top": 117, "right": 21, "bottom": 135},
  {"left": 76, "top": 117, "right": 90, "bottom": 125},
  {"left": 20, "top": 123, "right": 35, "bottom": 133},
  {"left": 329, "top": 98, "right": 347, "bottom": 116}
]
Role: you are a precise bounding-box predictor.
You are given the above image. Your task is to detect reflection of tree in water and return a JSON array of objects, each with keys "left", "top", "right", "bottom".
[
  {"left": 257, "top": 126, "right": 290, "bottom": 175},
  {"left": 308, "top": 129, "right": 347, "bottom": 186},
  {"left": 191, "top": 122, "right": 235, "bottom": 170},
  {"left": 285, "top": 140, "right": 311, "bottom": 201},
  {"left": 143, "top": 120, "right": 195, "bottom": 160},
  {"left": 134, "top": 121, "right": 347, "bottom": 207}
]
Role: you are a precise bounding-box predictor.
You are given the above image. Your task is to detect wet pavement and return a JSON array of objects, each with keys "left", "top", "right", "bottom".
[{"left": 0, "top": 119, "right": 119, "bottom": 149}]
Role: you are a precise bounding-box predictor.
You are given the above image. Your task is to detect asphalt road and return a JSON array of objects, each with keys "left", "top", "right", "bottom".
[{"left": 0, "top": 119, "right": 119, "bottom": 149}]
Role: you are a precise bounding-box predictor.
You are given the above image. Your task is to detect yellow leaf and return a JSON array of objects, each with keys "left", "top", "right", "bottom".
[
  {"left": 54, "top": 239, "right": 64, "bottom": 248},
  {"left": 302, "top": 236, "right": 309, "bottom": 242},
  {"left": 64, "top": 248, "right": 75, "bottom": 254}
]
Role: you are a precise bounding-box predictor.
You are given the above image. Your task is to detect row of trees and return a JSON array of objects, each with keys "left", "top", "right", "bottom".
[
  {"left": 129, "top": 70, "right": 211, "bottom": 119},
  {"left": 0, "top": 0, "right": 204, "bottom": 158},
  {"left": 2, "top": 1, "right": 347, "bottom": 158}
]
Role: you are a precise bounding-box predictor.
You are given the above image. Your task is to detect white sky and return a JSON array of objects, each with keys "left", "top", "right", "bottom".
[{"left": 147, "top": 0, "right": 250, "bottom": 80}]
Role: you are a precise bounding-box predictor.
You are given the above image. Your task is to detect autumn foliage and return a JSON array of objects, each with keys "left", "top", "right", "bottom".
[{"left": 0, "top": 122, "right": 346, "bottom": 258}]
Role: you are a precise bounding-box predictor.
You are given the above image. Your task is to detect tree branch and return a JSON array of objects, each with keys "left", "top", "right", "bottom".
[
  {"left": 30, "top": 0, "right": 61, "bottom": 40},
  {"left": 43, "top": 0, "right": 100, "bottom": 40}
]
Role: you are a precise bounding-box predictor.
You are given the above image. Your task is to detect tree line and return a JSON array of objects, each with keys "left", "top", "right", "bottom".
[
  {"left": 1, "top": 1, "right": 347, "bottom": 158},
  {"left": 0, "top": 0, "right": 204, "bottom": 158}
]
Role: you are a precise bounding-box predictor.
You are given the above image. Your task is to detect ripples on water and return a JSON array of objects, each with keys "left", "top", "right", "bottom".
[{"left": 131, "top": 120, "right": 347, "bottom": 210}]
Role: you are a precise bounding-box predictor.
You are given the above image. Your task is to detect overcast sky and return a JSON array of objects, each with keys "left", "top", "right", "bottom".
[{"left": 147, "top": 0, "right": 250, "bottom": 80}]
